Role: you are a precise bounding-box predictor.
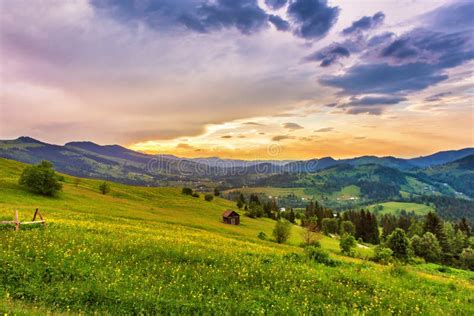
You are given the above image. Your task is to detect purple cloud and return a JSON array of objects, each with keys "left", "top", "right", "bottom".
[
  {"left": 287, "top": 0, "right": 339, "bottom": 40},
  {"left": 342, "top": 12, "right": 385, "bottom": 35}
]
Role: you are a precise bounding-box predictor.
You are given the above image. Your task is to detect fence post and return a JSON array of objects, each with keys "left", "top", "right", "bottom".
[
  {"left": 15, "top": 210, "right": 20, "bottom": 231},
  {"left": 32, "top": 208, "right": 39, "bottom": 221}
]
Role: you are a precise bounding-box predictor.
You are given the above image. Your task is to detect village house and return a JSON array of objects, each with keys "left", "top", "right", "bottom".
[{"left": 222, "top": 210, "right": 240, "bottom": 225}]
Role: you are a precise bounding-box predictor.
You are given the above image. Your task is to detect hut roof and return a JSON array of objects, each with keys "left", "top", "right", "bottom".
[{"left": 222, "top": 210, "right": 239, "bottom": 218}]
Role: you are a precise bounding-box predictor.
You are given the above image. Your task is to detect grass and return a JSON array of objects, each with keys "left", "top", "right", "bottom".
[
  {"left": 1, "top": 158, "right": 473, "bottom": 314},
  {"left": 331, "top": 185, "right": 361, "bottom": 200},
  {"left": 368, "top": 201, "right": 435, "bottom": 216},
  {"left": 224, "top": 186, "right": 313, "bottom": 198}
]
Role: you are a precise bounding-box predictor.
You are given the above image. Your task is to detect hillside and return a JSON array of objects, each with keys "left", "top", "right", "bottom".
[
  {"left": 0, "top": 158, "right": 473, "bottom": 314},
  {"left": 255, "top": 163, "right": 456, "bottom": 206},
  {"left": 419, "top": 155, "right": 474, "bottom": 198}
]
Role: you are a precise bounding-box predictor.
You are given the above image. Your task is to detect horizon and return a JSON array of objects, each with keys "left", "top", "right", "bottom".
[
  {"left": 4, "top": 135, "right": 472, "bottom": 161},
  {"left": 1, "top": 0, "right": 473, "bottom": 159}
]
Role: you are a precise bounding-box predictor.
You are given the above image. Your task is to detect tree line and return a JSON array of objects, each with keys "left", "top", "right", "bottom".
[{"left": 297, "top": 200, "right": 472, "bottom": 270}]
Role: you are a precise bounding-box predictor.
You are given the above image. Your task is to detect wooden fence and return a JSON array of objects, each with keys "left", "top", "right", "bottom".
[{"left": 0, "top": 208, "right": 46, "bottom": 231}]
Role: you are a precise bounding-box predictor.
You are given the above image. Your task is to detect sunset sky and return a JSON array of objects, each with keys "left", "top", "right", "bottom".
[{"left": 1, "top": 0, "right": 473, "bottom": 159}]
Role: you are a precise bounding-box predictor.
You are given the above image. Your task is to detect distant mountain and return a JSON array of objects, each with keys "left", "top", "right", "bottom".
[
  {"left": 188, "top": 157, "right": 291, "bottom": 168},
  {"left": 343, "top": 156, "right": 415, "bottom": 170},
  {"left": 285, "top": 157, "right": 339, "bottom": 173},
  {"left": 65, "top": 141, "right": 152, "bottom": 164},
  {"left": 0, "top": 137, "right": 209, "bottom": 185},
  {"left": 1, "top": 137, "right": 472, "bottom": 191},
  {"left": 408, "top": 148, "right": 474, "bottom": 167}
]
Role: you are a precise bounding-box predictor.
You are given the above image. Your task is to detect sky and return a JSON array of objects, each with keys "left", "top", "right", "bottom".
[{"left": 0, "top": 0, "right": 473, "bottom": 159}]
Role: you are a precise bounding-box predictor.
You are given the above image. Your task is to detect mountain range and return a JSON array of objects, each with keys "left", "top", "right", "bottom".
[{"left": 0, "top": 137, "right": 473, "bottom": 198}]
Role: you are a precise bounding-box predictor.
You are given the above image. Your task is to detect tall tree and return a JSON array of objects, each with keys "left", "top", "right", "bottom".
[
  {"left": 386, "top": 228, "right": 410, "bottom": 261},
  {"left": 424, "top": 212, "right": 449, "bottom": 253},
  {"left": 457, "top": 218, "right": 471, "bottom": 237}
]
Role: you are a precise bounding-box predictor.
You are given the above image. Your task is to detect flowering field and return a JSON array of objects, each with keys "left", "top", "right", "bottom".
[{"left": 0, "top": 158, "right": 473, "bottom": 314}]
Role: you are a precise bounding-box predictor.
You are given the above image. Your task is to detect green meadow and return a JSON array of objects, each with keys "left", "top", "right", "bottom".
[
  {"left": 1, "top": 158, "right": 473, "bottom": 314},
  {"left": 368, "top": 201, "right": 435, "bottom": 216}
]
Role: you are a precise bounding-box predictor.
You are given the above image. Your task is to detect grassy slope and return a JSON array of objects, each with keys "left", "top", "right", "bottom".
[
  {"left": 368, "top": 202, "right": 435, "bottom": 216},
  {"left": 0, "top": 158, "right": 473, "bottom": 314}
]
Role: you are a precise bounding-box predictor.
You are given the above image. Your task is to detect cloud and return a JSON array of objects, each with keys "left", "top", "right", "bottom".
[
  {"left": 176, "top": 143, "right": 193, "bottom": 149},
  {"left": 320, "top": 2, "right": 474, "bottom": 98},
  {"left": 337, "top": 95, "right": 406, "bottom": 115},
  {"left": 342, "top": 96, "right": 407, "bottom": 107},
  {"left": 314, "top": 127, "right": 333, "bottom": 132},
  {"left": 272, "top": 135, "right": 294, "bottom": 141},
  {"left": 320, "top": 62, "right": 448, "bottom": 95},
  {"left": 1, "top": 1, "right": 322, "bottom": 144},
  {"left": 268, "top": 14, "right": 290, "bottom": 31},
  {"left": 243, "top": 122, "right": 265, "bottom": 126},
  {"left": 422, "top": 1, "right": 474, "bottom": 33},
  {"left": 265, "top": 0, "right": 288, "bottom": 10},
  {"left": 380, "top": 39, "right": 418, "bottom": 59},
  {"left": 282, "top": 122, "right": 304, "bottom": 130},
  {"left": 345, "top": 107, "right": 384, "bottom": 115},
  {"left": 93, "top": 0, "right": 273, "bottom": 35},
  {"left": 425, "top": 92, "right": 452, "bottom": 102},
  {"left": 287, "top": 0, "right": 339, "bottom": 40},
  {"left": 378, "top": 29, "right": 473, "bottom": 66},
  {"left": 324, "top": 103, "right": 338, "bottom": 107},
  {"left": 342, "top": 12, "right": 385, "bottom": 35},
  {"left": 180, "top": 0, "right": 270, "bottom": 35},
  {"left": 91, "top": 0, "right": 199, "bottom": 30},
  {"left": 367, "top": 32, "right": 395, "bottom": 47},
  {"left": 221, "top": 135, "right": 232, "bottom": 139},
  {"left": 305, "top": 44, "right": 350, "bottom": 67},
  {"left": 322, "top": 28, "right": 473, "bottom": 95}
]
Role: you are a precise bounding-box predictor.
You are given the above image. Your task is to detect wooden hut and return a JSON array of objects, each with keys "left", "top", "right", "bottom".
[{"left": 222, "top": 210, "right": 240, "bottom": 225}]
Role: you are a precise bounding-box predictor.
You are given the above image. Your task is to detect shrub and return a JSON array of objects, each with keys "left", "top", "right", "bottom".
[
  {"left": 304, "top": 246, "right": 337, "bottom": 267},
  {"left": 19, "top": 160, "right": 62, "bottom": 196},
  {"left": 390, "top": 264, "right": 407, "bottom": 277},
  {"left": 460, "top": 247, "right": 474, "bottom": 270},
  {"left": 340, "top": 221, "right": 355, "bottom": 236},
  {"left": 214, "top": 188, "right": 220, "bottom": 196},
  {"left": 192, "top": 192, "right": 200, "bottom": 198},
  {"left": 204, "top": 194, "right": 214, "bottom": 202},
  {"left": 321, "top": 218, "right": 338, "bottom": 235},
  {"left": 373, "top": 245, "right": 393, "bottom": 265},
  {"left": 411, "top": 232, "right": 442, "bottom": 262},
  {"left": 437, "top": 266, "right": 451, "bottom": 273},
  {"left": 300, "top": 240, "right": 321, "bottom": 248},
  {"left": 99, "top": 182, "right": 111, "bottom": 195},
  {"left": 257, "top": 232, "right": 267, "bottom": 240},
  {"left": 182, "top": 187, "right": 193, "bottom": 195},
  {"left": 283, "top": 252, "right": 304, "bottom": 263},
  {"left": 340, "top": 234, "right": 356, "bottom": 257},
  {"left": 386, "top": 228, "right": 410, "bottom": 261},
  {"left": 273, "top": 220, "right": 291, "bottom": 244}
]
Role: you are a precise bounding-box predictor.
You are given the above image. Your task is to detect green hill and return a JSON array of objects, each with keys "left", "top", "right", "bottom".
[
  {"left": 0, "top": 158, "right": 473, "bottom": 314},
  {"left": 420, "top": 155, "right": 474, "bottom": 198}
]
